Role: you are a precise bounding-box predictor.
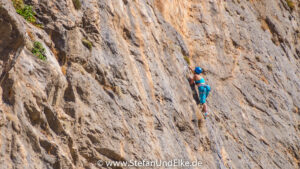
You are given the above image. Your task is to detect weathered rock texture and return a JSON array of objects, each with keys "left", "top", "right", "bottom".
[{"left": 0, "top": 0, "right": 299, "bottom": 168}]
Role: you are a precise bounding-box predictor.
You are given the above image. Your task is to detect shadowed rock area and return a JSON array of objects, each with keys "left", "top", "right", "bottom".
[{"left": 0, "top": 0, "right": 299, "bottom": 168}]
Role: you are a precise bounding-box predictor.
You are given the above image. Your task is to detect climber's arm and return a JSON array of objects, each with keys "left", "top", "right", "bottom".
[
  {"left": 188, "top": 66, "right": 195, "bottom": 85},
  {"left": 189, "top": 75, "right": 195, "bottom": 85},
  {"left": 188, "top": 66, "right": 194, "bottom": 73}
]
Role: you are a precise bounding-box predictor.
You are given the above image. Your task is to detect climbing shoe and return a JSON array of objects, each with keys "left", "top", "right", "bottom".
[{"left": 204, "top": 112, "right": 208, "bottom": 119}]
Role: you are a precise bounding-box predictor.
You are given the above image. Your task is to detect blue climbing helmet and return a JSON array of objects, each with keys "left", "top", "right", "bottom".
[{"left": 194, "top": 67, "right": 203, "bottom": 74}]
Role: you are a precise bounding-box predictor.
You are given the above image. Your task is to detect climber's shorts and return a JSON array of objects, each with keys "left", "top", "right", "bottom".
[
  {"left": 198, "top": 85, "right": 207, "bottom": 105},
  {"left": 199, "top": 93, "right": 207, "bottom": 104},
  {"left": 200, "top": 99, "right": 206, "bottom": 104}
]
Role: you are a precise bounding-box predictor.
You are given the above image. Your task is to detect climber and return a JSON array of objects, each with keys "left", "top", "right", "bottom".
[
  {"left": 188, "top": 66, "right": 211, "bottom": 119},
  {"left": 188, "top": 66, "right": 203, "bottom": 105},
  {"left": 197, "top": 78, "right": 211, "bottom": 119}
]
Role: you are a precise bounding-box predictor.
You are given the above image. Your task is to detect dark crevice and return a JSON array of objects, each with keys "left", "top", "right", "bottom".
[
  {"left": 43, "top": 106, "right": 65, "bottom": 135},
  {"left": 46, "top": 28, "right": 67, "bottom": 65},
  {"left": 64, "top": 82, "right": 76, "bottom": 102}
]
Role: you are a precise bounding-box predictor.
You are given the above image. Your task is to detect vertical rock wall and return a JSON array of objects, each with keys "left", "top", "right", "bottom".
[{"left": 0, "top": 0, "right": 299, "bottom": 168}]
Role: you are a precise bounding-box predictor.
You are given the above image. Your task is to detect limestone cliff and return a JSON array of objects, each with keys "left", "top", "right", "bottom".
[{"left": 0, "top": 0, "right": 299, "bottom": 168}]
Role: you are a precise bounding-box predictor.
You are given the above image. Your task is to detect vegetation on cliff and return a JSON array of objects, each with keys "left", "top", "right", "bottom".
[
  {"left": 32, "top": 41, "right": 47, "bottom": 60},
  {"left": 12, "top": 0, "right": 43, "bottom": 28}
]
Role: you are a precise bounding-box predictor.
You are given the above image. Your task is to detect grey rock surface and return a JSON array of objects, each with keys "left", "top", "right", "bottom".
[{"left": 0, "top": 0, "right": 299, "bottom": 168}]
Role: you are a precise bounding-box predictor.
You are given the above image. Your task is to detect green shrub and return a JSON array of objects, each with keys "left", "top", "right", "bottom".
[
  {"left": 82, "top": 39, "right": 93, "bottom": 50},
  {"left": 184, "top": 56, "right": 191, "bottom": 65},
  {"left": 286, "top": 0, "right": 295, "bottom": 10},
  {"left": 32, "top": 41, "right": 47, "bottom": 60},
  {"left": 16, "top": 5, "right": 36, "bottom": 23},
  {"left": 12, "top": 0, "right": 43, "bottom": 27},
  {"left": 72, "top": 0, "right": 81, "bottom": 10}
]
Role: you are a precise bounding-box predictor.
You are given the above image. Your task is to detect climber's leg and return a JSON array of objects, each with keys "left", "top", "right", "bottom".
[
  {"left": 202, "top": 103, "right": 208, "bottom": 118},
  {"left": 188, "top": 77, "right": 200, "bottom": 105},
  {"left": 188, "top": 76, "right": 194, "bottom": 85},
  {"left": 200, "top": 95, "right": 208, "bottom": 119},
  {"left": 202, "top": 103, "right": 207, "bottom": 113}
]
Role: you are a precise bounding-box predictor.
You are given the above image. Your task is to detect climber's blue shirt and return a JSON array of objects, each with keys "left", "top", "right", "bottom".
[{"left": 198, "top": 84, "right": 211, "bottom": 104}]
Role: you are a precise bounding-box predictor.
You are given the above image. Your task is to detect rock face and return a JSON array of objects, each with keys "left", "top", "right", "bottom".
[{"left": 0, "top": 0, "right": 299, "bottom": 168}]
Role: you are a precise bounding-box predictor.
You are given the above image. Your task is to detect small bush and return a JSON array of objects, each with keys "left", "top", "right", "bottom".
[
  {"left": 82, "top": 39, "right": 93, "bottom": 50},
  {"left": 184, "top": 56, "right": 191, "bottom": 65},
  {"left": 32, "top": 41, "right": 47, "bottom": 60},
  {"left": 286, "top": 0, "right": 295, "bottom": 10},
  {"left": 72, "top": 0, "right": 81, "bottom": 10},
  {"left": 16, "top": 5, "right": 36, "bottom": 23},
  {"left": 12, "top": 0, "right": 43, "bottom": 28}
]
